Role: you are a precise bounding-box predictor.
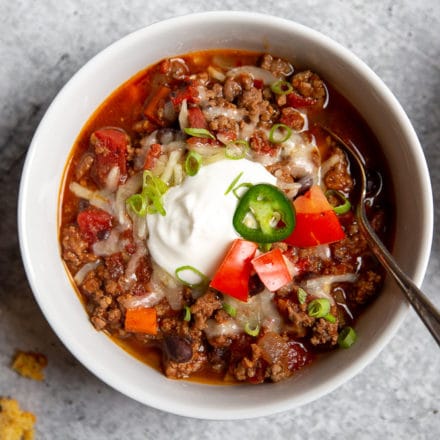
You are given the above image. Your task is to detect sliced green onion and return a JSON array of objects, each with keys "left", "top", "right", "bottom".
[
  {"left": 270, "top": 79, "right": 293, "bottom": 95},
  {"left": 244, "top": 322, "right": 260, "bottom": 337},
  {"left": 297, "top": 288, "right": 307, "bottom": 305},
  {"left": 225, "top": 140, "right": 249, "bottom": 160},
  {"left": 307, "top": 298, "right": 331, "bottom": 318},
  {"left": 324, "top": 313, "right": 337, "bottom": 323},
  {"left": 126, "top": 171, "right": 168, "bottom": 217},
  {"left": 225, "top": 171, "right": 244, "bottom": 195},
  {"left": 325, "top": 190, "right": 352, "bottom": 215},
  {"left": 126, "top": 193, "right": 148, "bottom": 216},
  {"left": 338, "top": 326, "right": 357, "bottom": 348},
  {"left": 269, "top": 123, "right": 292, "bottom": 144},
  {"left": 222, "top": 302, "right": 237, "bottom": 318},
  {"left": 183, "top": 305, "right": 192, "bottom": 322},
  {"left": 184, "top": 127, "right": 216, "bottom": 140},
  {"left": 185, "top": 151, "right": 203, "bottom": 176},
  {"left": 232, "top": 182, "right": 252, "bottom": 199},
  {"left": 175, "top": 265, "right": 208, "bottom": 288}
]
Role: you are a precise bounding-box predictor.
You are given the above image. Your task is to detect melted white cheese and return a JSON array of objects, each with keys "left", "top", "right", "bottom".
[{"left": 146, "top": 159, "right": 276, "bottom": 279}]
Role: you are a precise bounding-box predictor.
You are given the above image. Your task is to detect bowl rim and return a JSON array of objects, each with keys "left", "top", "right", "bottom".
[{"left": 18, "top": 11, "right": 433, "bottom": 419}]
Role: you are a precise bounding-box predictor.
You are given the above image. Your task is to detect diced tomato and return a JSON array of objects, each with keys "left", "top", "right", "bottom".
[
  {"left": 293, "top": 185, "right": 333, "bottom": 214},
  {"left": 187, "top": 107, "right": 208, "bottom": 129},
  {"left": 285, "top": 185, "right": 345, "bottom": 247},
  {"left": 90, "top": 128, "right": 128, "bottom": 189},
  {"left": 143, "top": 143, "right": 162, "bottom": 170},
  {"left": 286, "top": 91, "right": 317, "bottom": 108},
  {"left": 210, "top": 239, "right": 258, "bottom": 302},
  {"left": 77, "top": 207, "right": 113, "bottom": 245},
  {"left": 251, "top": 248, "right": 292, "bottom": 292},
  {"left": 253, "top": 79, "right": 264, "bottom": 89},
  {"left": 170, "top": 85, "right": 199, "bottom": 107}
]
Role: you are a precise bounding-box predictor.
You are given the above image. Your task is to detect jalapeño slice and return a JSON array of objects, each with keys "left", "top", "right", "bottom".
[{"left": 232, "top": 183, "right": 295, "bottom": 243}]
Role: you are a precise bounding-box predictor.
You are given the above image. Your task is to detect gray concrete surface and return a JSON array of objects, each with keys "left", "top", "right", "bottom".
[{"left": 1, "top": 1, "right": 439, "bottom": 438}]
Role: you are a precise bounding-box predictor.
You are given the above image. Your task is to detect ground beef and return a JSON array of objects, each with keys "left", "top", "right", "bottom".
[
  {"left": 291, "top": 70, "right": 327, "bottom": 107},
  {"left": 61, "top": 224, "right": 97, "bottom": 272},
  {"left": 349, "top": 270, "right": 383, "bottom": 305},
  {"left": 191, "top": 290, "right": 222, "bottom": 330},
  {"left": 279, "top": 107, "right": 305, "bottom": 131},
  {"left": 260, "top": 54, "right": 293, "bottom": 77},
  {"left": 223, "top": 77, "right": 242, "bottom": 102},
  {"left": 310, "top": 318, "right": 339, "bottom": 346},
  {"left": 275, "top": 296, "right": 314, "bottom": 338},
  {"left": 230, "top": 342, "right": 265, "bottom": 383},
  {"left": 324, "top": 146, "right": 354, "bottom": 192}
]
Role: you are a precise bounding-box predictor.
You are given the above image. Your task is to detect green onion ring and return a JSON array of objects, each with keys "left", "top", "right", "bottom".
[
  {"left": 175, "top": 265, "right": 208, "bottom": 288},
  {"left": 269, "top": 123, "right": 292, "bottom": 144},
  {"left": 184, "top": 127, "right": 216, "bottom": 140},
  {"left": 325, "top": 189, "right": 352, "bottom": 215},
  {"left": 126, "top": 194, "right": 148, "bottom": 216},
  {"left": 338, "top": 326, "right": 357, "bottom": 348},
  {"left": 244, "top": 322, "right": 260, "bottom": 337},
  {"left": 225, "top": 140, "right": 249, "bottom": 160},
  {"left": 270, "top": 79, "right": 293, "bottom": 95},
  {"left": 222, "top": 302, "right": 237, "bottom": 318},
  {"left": 307, "top": 298, "right": 331, "bottom": 318},
  {"left": 185, "top": 151, "right": 203, "bottom": 176}
]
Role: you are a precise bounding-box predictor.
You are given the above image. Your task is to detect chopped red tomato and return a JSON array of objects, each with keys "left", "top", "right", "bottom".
[
  {"left": 77, "top": 207, "right": 113, "bottom": 245},
  {"left": 170, "top": 85, "right": 199, "bottom": 107},
  {"left": 187, "top": 107, "right": 208, "bottom": 129},
  {"left": 90, "top": 128, "right": 128, "bottom": 189},
  {"left": 143, "top": 143, "right": 162, "bottom": 170},
  {"left": 251, "top": 248, "right": 292, "bottom": 292},
  {"left": 286, "top": 91, "right": 317, "bottom": 108},
  {"left": 210, "top": 239, "right": 258, "bottom": 302},
  {"left": 285, "top": 185, "right": 345, "bottom": 247}
]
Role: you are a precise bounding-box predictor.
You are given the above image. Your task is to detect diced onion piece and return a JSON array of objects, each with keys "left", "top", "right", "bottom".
[
  {"left": 74, "top": 260, "right": 101, "bottom": 285},
  {"left": 105, "top": 165, "right": 121, "bottom": 193},
  {"left": 227, "top": 66, "right": 277, "bottom": 85},
  {"left": 92, "top": 228, "right": 122, "bottom": 257},
  {"left": 203, "top": 106, "right": 246, "bottom": 122},
  {"left": 160, "top": 150, "right": 183, "bottom": 185},
  {"left": 320, "top": 154, "right": 341, "bottom": 180},
  {"left": 69, "top": 182, "right": 114, "bottom": 215},
  {"left": 178, "top": 99, "right": 189, "bottom": 131},
  {"left": 204, "top": 318, "right": 241, "bottom": 338},
  {"left": 118, "top": 241, "right": 147, "bottom": 291},
  {"left": 149, "top": 264, "right": 183, "bottom": 311},
  {"left": 115, "top": 173, "right": 143, "bottom": 228},
  {"left": 118, "top": 291, "right": 165, "bottom": 310},
  {"left": 207, "top": 65, "right": 226, "bottom": 82}
]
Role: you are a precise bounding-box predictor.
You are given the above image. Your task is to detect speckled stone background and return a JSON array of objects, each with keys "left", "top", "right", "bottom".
[{"left": 1, "top": 1, "right": 439, "bottom": 439}]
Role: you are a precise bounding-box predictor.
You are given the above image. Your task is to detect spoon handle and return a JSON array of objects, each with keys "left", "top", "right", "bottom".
[{"left": 357, "top": 206, "right": 440, "bottom": 346}]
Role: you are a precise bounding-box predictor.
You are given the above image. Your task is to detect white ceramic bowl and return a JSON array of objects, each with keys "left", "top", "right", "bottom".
[{"left": 18, "top": 11, "right": 433, "bottom": 419}]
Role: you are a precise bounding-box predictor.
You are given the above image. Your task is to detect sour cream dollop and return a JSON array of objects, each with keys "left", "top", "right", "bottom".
[{"left": 147, "top": 159, "right": 276, "bottom": 279}]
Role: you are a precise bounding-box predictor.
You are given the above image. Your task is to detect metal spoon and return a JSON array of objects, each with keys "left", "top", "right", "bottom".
[{"left": 322, "top": 127, "right": 440, "bottom": 346}]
